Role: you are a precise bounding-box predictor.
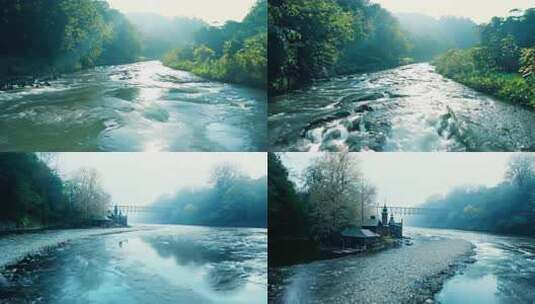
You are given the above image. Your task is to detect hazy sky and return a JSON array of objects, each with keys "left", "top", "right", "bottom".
[
  {"left": 107, "top": 0, "right": 257, "bottom": 23},
  {"left": 281, "top": 153, "right": 514, "bottom": 207},
  {"left": 371, "top": 0, "right": 535, "bottom": 23},
  {"left": 56, "top": 153, "right": 266, "bottom": 206}
]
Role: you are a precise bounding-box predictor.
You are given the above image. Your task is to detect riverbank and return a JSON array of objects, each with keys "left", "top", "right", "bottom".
[
  {"left": 0, "top": 227, "right": 145, "bottom": 272},
  {"left": 269, "top": 238, "right": 474, "bottom": 304},
  {"left": 433, "top": 49, "right": 535, "bottom": 108}
]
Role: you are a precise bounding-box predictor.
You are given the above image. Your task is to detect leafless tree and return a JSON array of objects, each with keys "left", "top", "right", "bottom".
[{"left": 304, "top": 152, "right": 372, "bottom": 241}]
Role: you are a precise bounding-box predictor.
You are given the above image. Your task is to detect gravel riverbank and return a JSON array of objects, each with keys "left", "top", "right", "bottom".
[
  {"left": 269, "top": 238, "right": 475, "bottom": 304},
  {"left": 0, "top": 227, "right": 145, "bottom": 271}
]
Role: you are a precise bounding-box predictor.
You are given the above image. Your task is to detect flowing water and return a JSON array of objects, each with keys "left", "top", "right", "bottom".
[
  {"left": 0, "top": 225, "right": 267, "bottom": 304},
  {"left": 413, "top": 227, "right": 535, "bottom": 304},
  {"left": 269, "top": 63, "right": 535, "bottom": 152},
  {"left": 0, "top": 61, "right": 267, "bottom": 151}
]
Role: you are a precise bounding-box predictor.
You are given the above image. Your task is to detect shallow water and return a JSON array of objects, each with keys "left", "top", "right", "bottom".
[
  {"left": 0, "top": 225, "right": 267, "bottom": 304},
  {"left": 0, "top": 61, "right": 267, "bottom": 151},
  {"left": 409, "top": 227, "right": 535, "bottom": 304},
  {"left": 269, "top": 63, "right": 535, "bottom": 152}
]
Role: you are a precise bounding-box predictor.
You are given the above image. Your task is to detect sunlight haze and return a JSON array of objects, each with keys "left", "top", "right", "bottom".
[
  {"left": 56, "top": 153, "right": 266, "bottom": 206},
  {"left": 281, "top": 153, "right": 512, "bottom": 207},
  {"left": 107, "top": 0, "right": 258, "bottom": 23},
  {"left": 371, "top": 0, "right": 535, "bottom": 23}
]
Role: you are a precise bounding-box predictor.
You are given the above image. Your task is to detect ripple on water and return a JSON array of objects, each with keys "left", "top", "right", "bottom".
[{"left": 269, "top": 63, "right": 535, "bottom": 152}]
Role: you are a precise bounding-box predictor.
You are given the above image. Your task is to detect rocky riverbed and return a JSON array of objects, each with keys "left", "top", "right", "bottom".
[
  {"left": 0, "top": 227, "right": 142, "bottom": 272},
  {"left": 269, "top": 237, "right": 475, "bottom": 304}
]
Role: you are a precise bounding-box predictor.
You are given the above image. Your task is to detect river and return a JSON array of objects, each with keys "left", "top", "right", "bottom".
[
  {"left": 0, "top": 61, "right": 267, "bottom": 151},
  {"left": 417, "top": 227, "right": 535, "bottom": 304},
  {"left": 0, "top": 225, "right": 267, "bottom": 304},
  {"left": 269, "top": 63, "right": 535, "bottom": 152},
  {"left": 269, "top": 227, "right": 535, "bottom": 304}
]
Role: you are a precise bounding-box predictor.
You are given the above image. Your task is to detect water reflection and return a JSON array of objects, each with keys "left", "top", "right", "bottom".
[
  {"left": 0, "top": 61, "right": 267, "bottom": 151},
  {"left": 408, "top": 227, "right": 535, "bottom": 304},
  {"left": 0, "top": 225, "right": 267, "bottom": 304}
]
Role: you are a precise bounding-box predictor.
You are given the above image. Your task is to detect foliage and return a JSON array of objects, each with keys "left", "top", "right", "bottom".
[
  {"left": 63, "top": 168, "right": 111, "bottom": 222},
  {"left": 0, "top": 153, "right": 63, "bottom": 228},
  {"left": 434, "top": 9, "right": 535, "bottom": 107},
  {"left": 414, "top": 154, "right": 535, "bottom": 235},
  {"left": 269, "top": 152, "right": 376, "bottom": 244},
  {"left": 163, "top": 0, "right": 267, "bottom": 88},
  {"left": 269, "top": 0, "right": 412, "bottom": 94},
  {"left": 0, "top": 0, "right": 142, "bottom": 76},
  {"left": 150, "top": 164, "right": 267, "bottom": 228},
  {"left": 0, "top": 153, "right": 112, "bottom": 230},
  {"left": 268, "top": 153, "right": 305, "bottom": 238}
]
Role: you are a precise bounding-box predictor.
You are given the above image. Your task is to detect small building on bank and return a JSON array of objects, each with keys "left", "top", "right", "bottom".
[
  {"left": 362, "top": 204, "right": 403, "bottom": 239},
  {"left": 339, "top": 227, "right": 380, "bottom": 248}
]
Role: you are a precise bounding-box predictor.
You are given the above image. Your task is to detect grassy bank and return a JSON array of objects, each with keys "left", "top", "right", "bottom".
[
  {"left": 434, "top": 49, "right": 535, "bottom": 107},
  {"left": 162, "top": 35, "right": 266, "bottom": 89}
]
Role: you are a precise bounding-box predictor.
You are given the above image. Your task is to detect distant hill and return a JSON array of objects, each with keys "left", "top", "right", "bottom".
[
  {"left": 126, "top": 13, "right": 207, "bottom": 58},
  {"left": 396, "top": 13, "right": 480, "bottom": 60}
]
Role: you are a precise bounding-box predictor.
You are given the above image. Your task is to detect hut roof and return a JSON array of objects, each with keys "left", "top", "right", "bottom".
[{"left": 341, "top": 228, "right": 380, "bottom": 239}]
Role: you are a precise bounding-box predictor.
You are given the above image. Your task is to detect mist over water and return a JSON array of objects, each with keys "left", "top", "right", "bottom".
[{"left": 0, "top": 61, "right": 267, "bottom": 152}]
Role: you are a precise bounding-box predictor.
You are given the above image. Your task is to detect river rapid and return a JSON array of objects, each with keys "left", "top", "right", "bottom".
[
  {"left": 269, "top": 63, "right": 535, "bottom": 152},
  {"left": 0, "top": 61, "right": 267, "bottom": 151},
  {"left": 0, "top": 225, "right": 267, "bottom": 304}
]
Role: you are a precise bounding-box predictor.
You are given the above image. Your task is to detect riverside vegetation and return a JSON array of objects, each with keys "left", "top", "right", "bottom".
[
  {"left": 268, "top": 0, "right": 479, "bottom": 94},
  {"left": 0, "top": 153, "right": 111, "bottom": 230},
  {"left": 434, "top": 9, "right": 535, "bottom": 107},
  {"left": 162, "top": 0, "right": 267, "bottom": 88},
  {"left": 0, "top": 153, "right": 268, "bottom": 230},
  {"left": 268, "top": 153, "right": 378, "bottom": 265},
  {"left": 0, "top": 0, "right": 142, "bottom": 87},
  {"left": 1, "top": 0, "right": 267, "bottom": 89},
  {"left": 414, "top": 154, "right": 535, "bottom": 236}
]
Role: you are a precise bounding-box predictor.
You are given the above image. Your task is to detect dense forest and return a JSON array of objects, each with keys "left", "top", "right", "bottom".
[
  {"left": 413, "top": 154, "right": 535, "bottom": 236},
  {"left": 268, "top": 0, "right": 480, "bottom": 94},
  {"left": 435, "top": 8, "right": 535, "bottom": 106},
  {"left": 163, "top": 0, "right": 267, "bottom": 88},
  {"left": 0, "top": 0, "right": 266, "bottom": 89},
  {"left": 0, "top": 0, "right": 142, "bottom": 78},
  {"left": 148, "top": 164, "right": 267, "bottom": 228},
  {"left": 269, "top": 153, "right": 376, "bottom": 264},
  {"left": 0, "top": 153, "right": 111, "bottom": 231}
]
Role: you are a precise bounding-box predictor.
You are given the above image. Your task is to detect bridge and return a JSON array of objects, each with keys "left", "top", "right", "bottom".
[
  {"left": 112, "top": 205, "right": 174, "bottom": 214},
  {"left": 373, "top": 205, "right": 446, "bottom": 216}
]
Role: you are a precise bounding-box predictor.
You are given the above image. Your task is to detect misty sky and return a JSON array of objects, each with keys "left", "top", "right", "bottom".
[
  {"left": 371, "top": 0, "right": 534, "bottom": 23},
  {"left": 281, "top": 153, "right": 514, "bottom": 207},
  {"left": 55, "top": 153, "right": 266, "bottom": 206},
  {"left": 107, "top": 0, "right": 257, "bottom": 23}
]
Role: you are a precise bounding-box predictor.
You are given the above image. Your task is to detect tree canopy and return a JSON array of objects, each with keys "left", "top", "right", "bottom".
[
  {"left": 0, "top": 0, "right": 142, "bottom": 76},
  {"left": 434, "top": 8, "right": 535, "bottom": 106},
  {"left": 0, "top": 153, "right": 110, "bottom": 230},
  {"left": 163, "top": 0, "right": 267, "bottom": 88},
  {"left": 148, "top": 164, "right": 267, "bottom": 228},
  {"left": 413, "top": 154, "right": 535, "bottom": 236}
]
